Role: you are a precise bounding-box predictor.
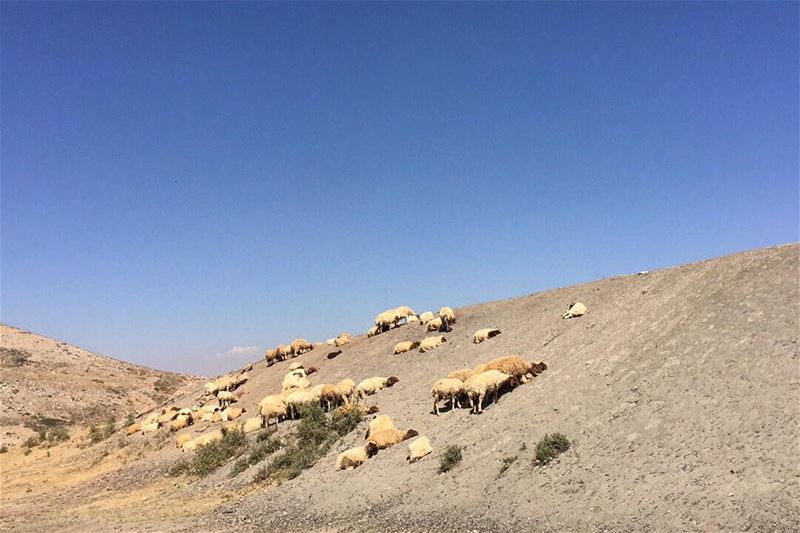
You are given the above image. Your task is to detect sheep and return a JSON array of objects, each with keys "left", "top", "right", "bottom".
[
  {"left": 194, "top": 429, "right": 223, "bottom": 447},
  {"left": 234, "top": 372, "right": 250, "bottom": 388},
  {"left": 282, "top": 369, "right": 311, "bottom": 391},
  {"left": 286, "top": 387, "right": 322, "bottom": 419},
  {"left": 473, "top": 328, "right": 501, "bottom": 344},
  {"left": 366, "top": 414, "right": 396, "bottom": 439},
  {"left": 439, "top": 306, "right": 456, "bottom": 323},
  {"left": 368, "top": 428, "right": 420, "bottom": 450},
  {"left": 418, "top": 311, "right": 435, "bottom": 324},
  {"left": 419, "top": 335, "right": 447, "bottom": 352},
  {"left": 335, "top": 378, "right": 356, "bottom": 406},
  {"left": 175, "top": 433, "right": 192, "bottom": 448},
  {"left": 217, "top": 390, "right": 237, "bottom": 408},
  {"left": 288, "top": 362, "right": 304, "bottom": 371},
  {"left": 356, "top": 376, "right": 400, "bottom": 399},
  {"left": 336, "top": 442, "right": 379, "bottom": 470},
  {"left": 126, "top": 423, "right": 141, "bottom": 436},
  {"left": 407, "top": 436, "right": 433, "bottom": 463},
  {"left": 374, "top": 309, "right": 399, "bottom": 332},
  {"left": 222, "top": 407, "right": 246, "bottom": 421},
  {"left": 204, "top": 381, "right": 220, "bottom": 395},
  {"left": 260, "top": 393, "right": 289, "bottom": 426},
  {"left": 447, "top": 368, "right": 475, "bottom": 382},
  {"left": 393, "top": 341, "right": 420, "bottom": 354},
  {"left": 426, "top": 317, "right": 443, "bottom": 332},
  {"left": 276, "top": 344, "right": 293, "bottom": 361},
  {"left": 562, "top": 301, "right": 587, "bottom": 319},
  {"left": 393, "top": 306, "right": 417, "bottom": 323},
  {"left": 367, "top": 326, "right": 380, "bottom": 338},
  {"left": 169, "top": 414, "right": 192, "bottom": 432},
  {"left": 474, "top": 355, "right": 548, "bottom": 383},
  {"left": 319, "top": 384, "right": 342, "bottom": 411},
  {"left": 215, "top": 375, "right": 237, "bottom": 392},
  {"left": 201, "top": 407, "right": 220, "bottom": 422},
  {"left": 265, "top": 348, "right": 278, "bottom": 365},
  {"left": 325, "top": 338, "right": 337, "bottom": 346},
  {"left": 157, "top": 407, "right": 180, "bottom": 424},
  {"left": 464, "top": 370, "right": 518, "bottom": 414},
  {"left": 333, "top": 403, "right": 380, "bottom": 418},
  {"left": 290, "top": 338, "right": 314, "bottom": 356},
  {"left": 334, "top": 332, "right": 352, "bottom": 347},
  {"left": 431, "top": 378, "right": 465, "bottom": 415},
  {"left": 242, "top": 416, "right": 263, "bottom": 434},
  {"left": 405, "top": 314, "right": 420, "bottom": 324},
  {"left": 141, "top": 421, "right": 160, "bottom": 434}
]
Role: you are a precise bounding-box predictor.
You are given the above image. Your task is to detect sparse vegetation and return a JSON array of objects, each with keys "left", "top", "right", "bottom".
[
  {"left": 230, "top": 432, "right": 283, "bottom": 477},
  {"left": 0, "top": 347, "right": 31, "bottom": 367},
  {"left": 498, "top": 455, "right": 517, "bottom": 476},
  {"left": 534, "top": 433, "right": 571, "bottom": 465},
  {"left": 21, "top": 426, "right": 70, "bottom": 449},
  {"left": 126, "top": 413, "right": 135, "bottom": 426},
  {"left": 89, "top": 416, "right": 116, "bottom": 444},
  {"left": 254, "top": 405, "right": 362, "bottom": 484},
  {"left": 169, "top": 429, "right": 248, "bottom": 478},
  {"left": 438, "top": 445, "right": 463, "bottom": 473}
]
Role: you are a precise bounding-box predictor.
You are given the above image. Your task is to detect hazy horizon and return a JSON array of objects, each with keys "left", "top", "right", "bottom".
[{"left": 2, "top": 2, "right": 797, "bottom": 375}]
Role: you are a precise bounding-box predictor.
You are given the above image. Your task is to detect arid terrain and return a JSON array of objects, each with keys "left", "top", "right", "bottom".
[{"left": 1, "top": 243, "right": 797, "bottom": 532}]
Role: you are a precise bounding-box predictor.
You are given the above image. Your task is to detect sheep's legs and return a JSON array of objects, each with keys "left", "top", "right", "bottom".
[{"left": 433, "top": 400, "right": 439, "bottom": 416}]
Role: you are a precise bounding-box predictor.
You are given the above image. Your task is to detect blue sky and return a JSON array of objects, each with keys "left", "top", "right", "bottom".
[{"left": 2, "top": 2, "right": 797, "bottom": 375}]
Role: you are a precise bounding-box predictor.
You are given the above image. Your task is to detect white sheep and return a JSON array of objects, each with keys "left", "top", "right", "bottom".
[
  {"left": 282, "top": 369, "right": 311, "bottom": 391},
  {"left": 217, "top": 390, "right": 237, "bottom": 408},
  {"left": 418, "top": 311, "right": 435, "bottom": 324},
  {"left": 464, "top": 370, "right": 517, "bottom": 414},
  {"left": 259, "top": 393, "right": 289, "bottom": 426},
  {"left": 407, "top": 436, "right": 433, "bottom": 463},
  {"left": 290, "top": 338, "right": 314, "bottom": 356},
  {"left": 336, "top": 442, "right": 379, "bottom": 470},
  {"left": 447, "top": 368, "right": 475, "bottom": 382},
  {"left": 335, "top": 379, "right": 356, "bottom": 406},
  {"left": 393, "top": 341, "right": 420, "bottom": 354},
  {"left": 438, "top": 306, "right": 456, "bottom": 323},
  {"left": 368, "top": 428, "right": 420, "bottom": 450},
  {"left": 242, "top": 416, "right": 263, "bottom": 434},
  {"left": 334, "top": 332, "right": 352, "bottom": 347},
  {"left": 473, "top": 328, "right": 501, "bottom": 344},
  {"left": 419, "top": 335, "right": 447, "bottom": 352},
  {"left": 561, "top": 301, "right": 587, "bottom": 319},
  {"left": 431, "top": 378, "right": 465, "bottom": 415},
  {"left": 356, "top": 376, "right": 400, "bottom": 399},
  {"left": 286, "top": 386, "right": 324, "bottom": 419},
  {"left": 426, "top": 317, "right": 443, "bottom": 332},
  {"left": 366, "top": 414, "right": 396, "bottom": 439},
  {"left": 367, "top": 326, "right": 380, "bottom": 338}
]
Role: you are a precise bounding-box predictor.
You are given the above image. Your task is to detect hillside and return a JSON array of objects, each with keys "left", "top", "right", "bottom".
[
  {"left": 0, "top": 324, "right": 202, "bottom": 445},
  {"left": 1, "top": 243, "right": 798, "bottom": 532}
]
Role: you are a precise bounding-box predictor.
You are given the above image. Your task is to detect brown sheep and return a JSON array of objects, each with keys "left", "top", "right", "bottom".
[{"left": 474, "top": 355, "right": 547, "bottom": 383}]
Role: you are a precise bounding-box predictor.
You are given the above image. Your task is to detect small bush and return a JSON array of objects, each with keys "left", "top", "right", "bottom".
[
  {"left": 534, "top": 433, "right": 571, "bottom": 465},
  {"left": 438, "top": 445, "right": 463, "bottom": 473},
  {"left": 126, "top": 413, "right": 135, "bottom": 426},
  {"left": 23, "top": 436, "right": 39, "bottom": 448},
  {"left": 230, "top": 434, "right": 283, "bottom": 477},
  {"left": 330, "top": 408, "right": 362, "bottom": 436},
  {"left": 170, "top": 429, "right": 248, "bottom": 478},
  {"left": 23, "top": 447, "right": 32, "bottom": 456},
  {"left": 498, "top": 455, "right": 517, "bottom": 476},
  {"left": 256, "top": 429, "right": 276, "bottom": 443},
  {"left": 0, "top": 347, "right": 31, "bottom": 367},
  {"left": 252, "top": 465, "right": 269, "bottom": 483}
]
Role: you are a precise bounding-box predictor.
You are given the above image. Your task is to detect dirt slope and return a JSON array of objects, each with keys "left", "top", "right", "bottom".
[
  {"left": 1, "top": 243, "right": 797, "bottom": 532},
  {"left": 0, "top": 324, "right": 202, "bottom": 444}
]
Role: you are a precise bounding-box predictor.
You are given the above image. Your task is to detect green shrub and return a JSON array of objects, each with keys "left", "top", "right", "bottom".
[
  {"left": 330, "top": 408, "right": 362, "bottom": 436},
  {"left": 88, "top": 417, "right": 116, "bottom": 445},
  {"left": 126, "top": 413, "right": 136, "bottom": 426},
  {"left": 169, "top": 429, "right": 248, "bottom": 478},
  {"left": 438, "top": 445, "right": 463, "bottom": 473},
  {"left": 230, "top": 434, "right": 283, "bottom": 477},
  {"left": 534, "top": 433, "right": 571, "bottom": 465}
]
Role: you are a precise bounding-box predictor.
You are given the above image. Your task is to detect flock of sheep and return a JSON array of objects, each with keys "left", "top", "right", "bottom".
[{"left": 125, "top": 301, "right": 588, "bottom": 471}]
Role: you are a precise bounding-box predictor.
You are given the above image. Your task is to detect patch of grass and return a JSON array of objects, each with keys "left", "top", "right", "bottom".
[
  {"left": 89, "top": 417, "right": 116, "bottom": 444},
  {"left": 21, "top": 426, "right": 70, "bottom": 449},
  {"left": 170, "top": 429, "right": 248, "bottom": 478},
  {"left": 498, "top": 455, "right": 517, "bottom": 476},
  {"left": 126, "top": 413, "right": 136, "bottom": 426},
  {"left": 438, "top": 445, "right": 463, "bottom": 473},
  {"left": 534, "top": 432, "right": 571, "bottom": 465},
  {"left": 0, "top": 347, "right": 31, "bottom": 367},
  {"left": 255, "top": 405, "right": 363, "bottom": 484},
  {"left": 230, "top": 433, "right": 283, "bottom": 477}
]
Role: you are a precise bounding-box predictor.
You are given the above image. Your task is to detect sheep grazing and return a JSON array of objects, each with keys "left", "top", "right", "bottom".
[
  {"left": 406, "top": 315, "right": 420, "bottom": 324},
  {"left": 242, "top": 416, "right": 263, "bottom": 434},
  {"left": 194, "top": 429, "right": 223, "bottom": 447},
  {"left": 393, "top": 341, "right": 420, "bottom": 354},
  {"left": 431, "top": 378, "right": 465, "bottom": 415},
  {"left": 439, "top": 306, "right": 456, "bottom": 323},
  {"left": 335, "top": 378, "right": 356, "bottom": 405},
  {"left": 464, "top": 370, "right": 518, "bottom": 414},
  {"left": 366, "top": 414, "right": 397, "bottom": 439},
  {"left": 334, "top": 403, "right": 380, "bottom": 418},
  {"left": 282, "top": 369, "right": 311, "bottom": 391},
  {"left": 260, "top": 393, "right": 289, "bottom": 427},
  {"left": 407, "top": 436, "right": 433, "bottom": 463},
  {"left": 286, "top": 387, "right": 323, "bottom": 419},
  {"left": 222, "top": 406, "right": 246, "bottom": 421},
  {"left": 276, "top": 344, "right": 293, "bottom": 361},
  {"left": 126, "top": 423, "right": 141, "bottom": 436},
  {"left": 325, "top": 338, "right": 337, "bottom": 346},
  {"left": 215, "top": 375, "right": 237, "bottom": 392},
  {"left": 374, "top": 309, "right": 399, "bottom": 332},
  {"left": 368, "top": 428, "right": 420, "bottom": 450},
  {"left": 473, "top": 328, "right": 501, "bottom": 344},
  {"left": 393, "top": 306, "right": 417, "bottom": 324},
  {"left": 419, "top": 335, "right": 447, "bottom": 352},
  {"left": 157, "top": 407, "right": 180, "bottom": 424},
  {"left": 418, "top": 311, "right": 435, "bottom": 324},
  {"left": 141, "top": 421, "right": 160, "bottom": 434},
  {"left": 562, "top": 301, "right": 587, "bottom": 319},
  {"left": 217, "top": 390, "right": 237, "bottom": 408},
  {"left": 474, "top": 355, "right": 548, "bottom": 383},
  {"left": 234, "top": 372, "right": 250, "bottom": 388},
  {"left": 336, "top": 442, "right": 379, "bottom": 470},
  {"left": 204, "top": 381, "right": 220, "bottom": 395},
  {"left": 367, "top": 326, "right": 380, "bottom": 338},
  {"left": 447, "top": 368, "right": 475, "bottom": 382},
  {"left": 356, "top": 376, "right": 400, "bottom": 399},
  {"left": 169, "top": 414, "right": 192, "bottom": 432},
  {"left": 265, "top": 348, "right": 279, "bottom": 365},
  {"left": 426, "top": 317, "right": 443, "bottom": 332},
  {"left": 175, "top": 433, "right": 192, "bottom": 448},
  {"left": 334, "top": 332, "right": 352, "bottom": 347},
  {"left": 181, "top": 437, "right": 198, "bottom": 452},
  {"left": 290, "top": 338, "right": 314, "bottom": 356}
]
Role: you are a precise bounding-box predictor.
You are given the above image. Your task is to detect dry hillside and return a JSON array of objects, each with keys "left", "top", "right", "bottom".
[
  {"left": 0, "top": 324, "right": 202, "bottom": 445},
  {"left": 1, "top": 243, "right": 797, "bottom": 532}
]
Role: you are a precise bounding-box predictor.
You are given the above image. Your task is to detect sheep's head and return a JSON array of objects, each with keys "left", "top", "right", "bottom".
[
  {"left": 366, "top": 405, "right": 380, "bottom": 414},
  {"left": 365, "top": 441, "right": 379, "bottom": 458},
  {"left": 404, "top": 429, "right": 419, "bottom": 440},
  {"left": 386, "top": 376, "right": 400, "bottom": 387},
  {"left": 306, "top": 366, "right": 319, "bottom": 375},
  {"left": 441, "top": 336, "right": 448, "bottom": 343},
  {"left": 327, "top": 350, "right": 342, "bottom": 360}
]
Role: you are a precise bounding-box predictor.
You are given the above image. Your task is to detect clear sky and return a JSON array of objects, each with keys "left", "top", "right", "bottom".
[{"left": 2, "top": 2, "right": 797, "bottom": 375}]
